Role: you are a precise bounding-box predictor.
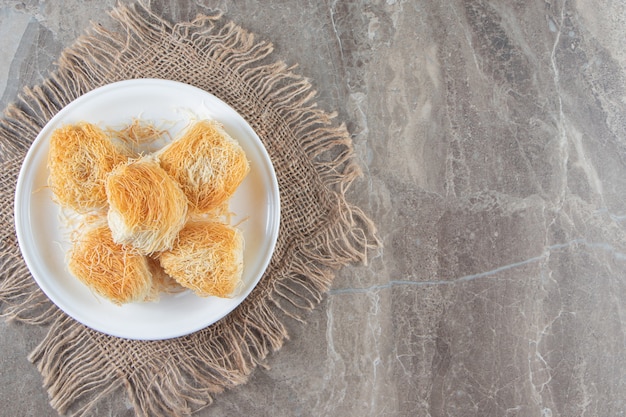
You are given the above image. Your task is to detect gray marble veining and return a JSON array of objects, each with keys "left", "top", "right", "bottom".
[{"left": 1, "top": 0, "right": 624, "bottom": 416}]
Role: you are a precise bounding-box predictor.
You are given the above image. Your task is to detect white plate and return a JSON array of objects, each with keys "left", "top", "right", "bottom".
[{"left": 14, "top": 79, "right": 280, "bottom": 340}]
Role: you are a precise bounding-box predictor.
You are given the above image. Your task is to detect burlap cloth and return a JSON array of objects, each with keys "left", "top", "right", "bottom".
[{"left": 0, "top": 2, "right": 378, "bottom": 416}]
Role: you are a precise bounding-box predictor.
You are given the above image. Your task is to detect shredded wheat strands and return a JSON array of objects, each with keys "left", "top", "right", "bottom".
[
  {"left": 68, "top": 225, "right": 153, "bottom": 305},
  {"left": 106, "top": 156, "right": 188, "bottom": 255},
  {"left": 158, "top": 220, "right": 244, "bottom": 298},
  {"left": 47, "top": 122, "right": 130, "bottom": 212},
  {"left": 145, "top": 256, "right": 186, "bottom": 301},
  {"left": 158, "top": 120, "right": 250, "bottom": 213},
  {"left": 107, "top": 119, "right": 170, "bottom": 155}
]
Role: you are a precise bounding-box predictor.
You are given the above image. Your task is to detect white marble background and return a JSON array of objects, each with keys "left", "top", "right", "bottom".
[{"left": 0, "top": 1, "right": 625, "bottom": 416}]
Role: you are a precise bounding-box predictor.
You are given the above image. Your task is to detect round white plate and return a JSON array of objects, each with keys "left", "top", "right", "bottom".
[{"left": 14, "top": 79, "right": 280, "bottom": 340}]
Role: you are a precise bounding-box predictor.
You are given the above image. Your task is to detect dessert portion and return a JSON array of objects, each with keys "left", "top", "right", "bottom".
[
  {"left": 159, "top": 221, "right": 244, "bottom": 298},
  {"left": 47, "top": 119, "right": 249, "bottom": 305},
  {"left": 47, "top": 122, "right": 130, "bottom": 212},
  {"left": 106, "top": 156, "right": 188, "bottom": 255},
  {"left": 68, "top": 225, "right": 152, "bottom": 305},
  {"left": 158, "top": 120, "right": 249, "bottom": 213}
]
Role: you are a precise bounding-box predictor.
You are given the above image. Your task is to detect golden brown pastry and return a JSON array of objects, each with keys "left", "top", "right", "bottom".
[
  {"left": 158, "top": 220, "right": 244, "bottom": 298},
  {"left": 158, "top": 120, "right": 249, "bottom": 213},
  {"left": 48, "top": 122, "right": 130, "bottom": 212},
  {"left": 105, "top": 156, "right": 188, "bottom": 255},
  {"left": 68, "top": 225, "right": 152, "bottom": 305}
]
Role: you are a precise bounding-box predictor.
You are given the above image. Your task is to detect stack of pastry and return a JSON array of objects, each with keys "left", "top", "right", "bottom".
[{"left": 48, "top": 119, "right": 249, "bottom": 305}]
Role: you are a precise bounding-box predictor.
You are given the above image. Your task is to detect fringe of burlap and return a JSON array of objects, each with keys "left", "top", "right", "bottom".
[
  {"left": 0, "top": 156, "right": 61, "bottom": 325},
  {"left": 0, "top": 1, "right": 379, "bottom": 416}
]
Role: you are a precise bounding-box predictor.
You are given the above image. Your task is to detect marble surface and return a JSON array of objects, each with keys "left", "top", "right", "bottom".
[{"left": 1, "top": 0, "right": 625, "bottom": 416}]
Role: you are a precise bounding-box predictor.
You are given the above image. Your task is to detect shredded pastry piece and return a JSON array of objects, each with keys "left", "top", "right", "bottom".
[
  {"left": 48, "top": 122, "right": 130, "bottom": 212},
  {"left": 145, "top": 256, "right": 186, "bottom": 301},
  {"left": 158, "top": 120, "right": 250, "bottom": 213},
  {"left": 107, "top": 118, "right": 170, "bottom": 155},
  {"left": 158, "top": 221, "right": 244, "bottom": 298},
  {"left": 106, "top": 156, "right": 188, "bottom": 255},
  {"left": 68, "top": 225, "right": 153, "bottom": 305}
]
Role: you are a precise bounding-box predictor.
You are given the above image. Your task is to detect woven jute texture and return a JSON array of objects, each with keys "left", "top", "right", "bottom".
[{"left": 0, "top": 2, "right": 379, "bottom": 416}]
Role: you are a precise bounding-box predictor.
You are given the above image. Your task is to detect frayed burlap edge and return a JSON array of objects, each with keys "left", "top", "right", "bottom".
[{"left": 0, "top": 1, "right": 380, "bottom": 416}]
